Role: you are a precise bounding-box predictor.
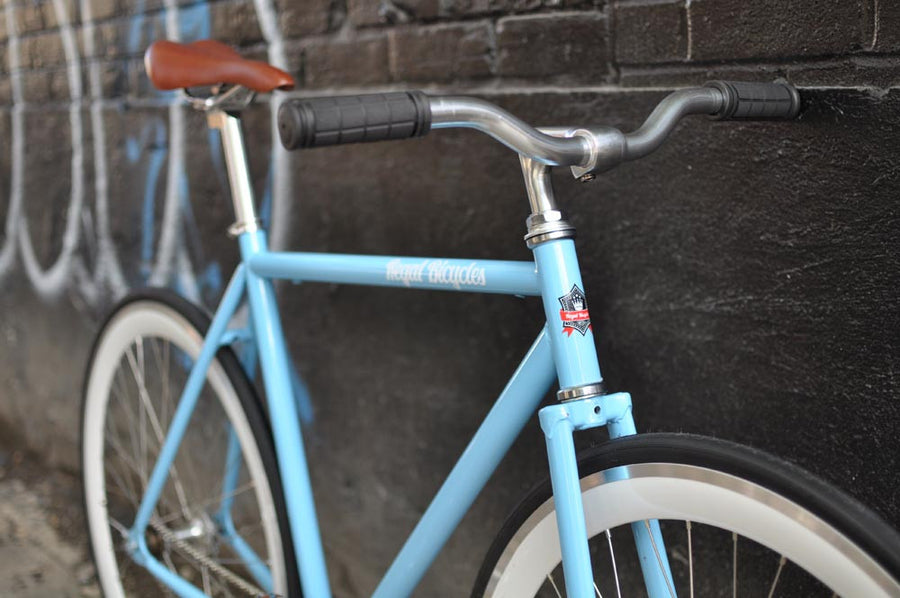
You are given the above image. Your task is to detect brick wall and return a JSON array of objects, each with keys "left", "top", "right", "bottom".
[
  {"left": 0, "top": 1, "right": 897, "bottom": 596},
  {"left": 5, "top": 1, "right": 895, "bottom": 104}
]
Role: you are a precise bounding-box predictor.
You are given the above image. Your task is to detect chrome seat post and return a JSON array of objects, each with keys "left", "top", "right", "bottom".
[
  {"left": 206, "top": 108, "right": 260, "bottom": 237},
  {"left": 181, "top": 85, "right": 260, "bottom": 237}
]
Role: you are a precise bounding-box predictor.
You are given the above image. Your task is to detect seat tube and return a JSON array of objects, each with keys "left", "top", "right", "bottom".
[
  {"left": 213, "top": 109, "right": 333, "bottom": 597},
  {"left": 241, "top": 231, "right": 332, "bottom": 598}
]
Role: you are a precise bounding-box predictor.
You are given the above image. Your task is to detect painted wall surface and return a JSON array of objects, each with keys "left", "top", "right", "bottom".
[{"left": 0, "top": 0, "right": 898, "bottom": 595}]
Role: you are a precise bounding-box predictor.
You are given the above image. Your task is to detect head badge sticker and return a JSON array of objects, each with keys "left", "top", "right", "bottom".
[{"left": 558, "top": 284, "right": 592, "bottom": 336}]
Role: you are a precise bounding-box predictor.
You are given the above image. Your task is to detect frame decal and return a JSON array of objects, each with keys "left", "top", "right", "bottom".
[
  {"left": 558, "top": 284, "right": 591, "bottom": 336},
  {"left": 386, "top": 258, "right": 486, "bottom": 289}
]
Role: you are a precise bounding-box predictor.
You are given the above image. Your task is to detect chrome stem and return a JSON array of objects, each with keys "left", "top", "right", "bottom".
[{"left": 519, "top": 156, "right": 557, "bottom": 214}]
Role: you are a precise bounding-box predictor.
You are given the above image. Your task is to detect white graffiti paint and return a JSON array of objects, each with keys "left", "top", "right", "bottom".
[
  {"left": 870, "top": 0, "right": 880, "bottom": 50},
  {"left": 0, "top": 0, "right": 289, "bottom": 307},
  {"left": 684, "top": 0, "right": 694, "bottom": 61},
  {"left": 0, "top": 1, "right": 22, "bottom": 284},
  {"left": 78, "top": 0, "right": 128, "bottom": 305}
]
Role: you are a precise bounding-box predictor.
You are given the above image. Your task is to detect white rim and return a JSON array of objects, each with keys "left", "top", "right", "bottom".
[
  {"left": 487, "top": 463, "right": 899, "bottom": 597},
  {"left": 83, "top": 301, "right": 287, "bottom": 596}
]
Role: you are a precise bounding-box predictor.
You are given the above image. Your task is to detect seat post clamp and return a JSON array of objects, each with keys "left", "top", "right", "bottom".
[{"left": 227, "top": 218, "right": 261, "bottom": 238}]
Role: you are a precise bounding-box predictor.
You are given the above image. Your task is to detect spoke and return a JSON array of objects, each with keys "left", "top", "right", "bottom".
[
  {"left": 687, "top": 520, "right": 694, "bottom": 598},
  {"left": 148, "top": 338, "right": 233, "bottom": 534},
  {"left": 138, "top": 341, "right": 148, "bottom": 491},
  {"left": 733, "top": 532, "right": 738, "bottom": 598},
  {"left": 150, "top": 338, "right": 172, "bottom": 436},
  {"left": 109, "top": 516, "right": 130, "bottom": 539},
  {"left": 605, "top": 529, "right": 621, "bottom": 598},
  {"left": 105, "top": 428, "right": 177, "bottom": 517},
  {"left": 125, "top": 342, "right": 193, "bottom": 522},
  {"left": 125, "top": 342, "right": 170, "bottom": 457},
  {"left": 106, "top": 482, "right": 139, "bottom": 507},
  {"left": 767, "top": 555, "right": 786, "bottom": 598},
  {"left": 594, "top": 581, "right": 603, "bottom": 597},
  {"left": 184, "top": 429, "right": 244, "bottom": 525},
  {"left": 155, "top": 480, "right": 257, "bottom": 526},
  {"left": 225, "top": 519, "right": 266, "bottom": 539},
  {"left": 105, "top": 431, "right": 147, "bottom": 488},
  {"left": 113, "top": 364, "right": 148, "bottom": 489},
  {"left": 643, "top": 520, "right": 676, "bottom": 598},
  {"left": 547, "top": 573, "right": 563, "bottom": 598},
  {"left": 104, "top": 443, "right": 140, "bottom": 506}
]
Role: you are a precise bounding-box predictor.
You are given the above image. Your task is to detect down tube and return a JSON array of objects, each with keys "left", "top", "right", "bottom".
[
  {"left": 374, "top": 326, "right": 557, "bottom": 598},
  {"left": 239, "top": 231, "right": 332, "bottom": 598}
]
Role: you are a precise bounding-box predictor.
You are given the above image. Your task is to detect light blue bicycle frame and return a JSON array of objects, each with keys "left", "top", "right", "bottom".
[{"left": 123, "top": 110, "right": 675, "bottom": 597}]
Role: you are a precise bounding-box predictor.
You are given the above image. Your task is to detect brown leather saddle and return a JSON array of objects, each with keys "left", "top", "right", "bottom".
[{"left": 144, "top": 39, "right": 295, "bottom": 93}]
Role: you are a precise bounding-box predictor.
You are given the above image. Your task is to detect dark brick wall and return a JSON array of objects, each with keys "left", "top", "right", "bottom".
[{"left": 0, "top": 0, "right": 897, "bottom": 595}]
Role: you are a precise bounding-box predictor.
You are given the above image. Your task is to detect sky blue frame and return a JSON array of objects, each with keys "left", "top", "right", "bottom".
[{"left": 123, "top": 226, "right": 675, "bottom": 598}]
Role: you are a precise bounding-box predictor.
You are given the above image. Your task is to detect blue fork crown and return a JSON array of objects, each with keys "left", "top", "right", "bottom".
[
  {"left": 540, "top": 393, "right": 676, "bottom": 598},
  {"left": 539, "top": 394, "right": 633, "bottom": 598}
]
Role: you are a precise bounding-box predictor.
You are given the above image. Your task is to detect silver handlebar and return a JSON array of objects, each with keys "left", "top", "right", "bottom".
[
  {"left": 429, "top": 87, "right": 725, "bottom": 178},
  {"left": 429, "top": 97, "right": 591, "bottom": 167},
  {"left": 625, "top": 88, "right": 722, "bottom": 159}
]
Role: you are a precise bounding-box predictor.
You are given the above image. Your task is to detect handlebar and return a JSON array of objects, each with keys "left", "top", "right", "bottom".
[{"left": 277, "top": 81, "right": 800, "bottom": 177}]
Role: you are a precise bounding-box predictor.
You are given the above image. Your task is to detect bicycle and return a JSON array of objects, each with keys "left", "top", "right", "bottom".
[{"left": 81, "top": 39, "right": 900, "bottom": 598}]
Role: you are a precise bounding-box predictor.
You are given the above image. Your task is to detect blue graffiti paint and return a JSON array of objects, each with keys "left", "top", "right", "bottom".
[
  {"left": 123, "top": 0, "right": 223, "bottom": 297},
  {"left": 126, "top": 119, "right": 167, "bottom": 279},
  {"left": 118, "top": 0, "right": 314, "bottom": 422},
  {"left": 260, "top": 165, "right": 274, "bottom": 228},
  {"left": 177, "top": 188, "right": 222, "bottom": 302},
  {"left": 178, "top": 3, "right": 211, "bottom": 42}
]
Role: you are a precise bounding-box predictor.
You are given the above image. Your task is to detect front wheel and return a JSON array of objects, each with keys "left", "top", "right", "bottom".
[{"left": 474, "top": 434, "right": 900, "bottom": 597}]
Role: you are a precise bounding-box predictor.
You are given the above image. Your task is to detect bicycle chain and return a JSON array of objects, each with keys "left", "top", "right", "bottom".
[{"left": 148, "top": 518, "right": 270, "bottom": 597}]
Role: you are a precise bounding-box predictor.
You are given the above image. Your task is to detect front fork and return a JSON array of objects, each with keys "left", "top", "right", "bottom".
[
  {"left": 524, "top": 154, "right": 675, "bottom": 598},
  {"left": 539, "top": 395, "right": 675, "bottom": 598}
]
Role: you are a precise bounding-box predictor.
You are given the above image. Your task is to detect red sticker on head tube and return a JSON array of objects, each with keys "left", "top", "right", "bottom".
[{"left": 558, "top": 284, "right": 592, "bottom": 336}]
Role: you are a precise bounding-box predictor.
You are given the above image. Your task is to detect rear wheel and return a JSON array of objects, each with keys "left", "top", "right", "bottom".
[
  {"left": 474, "top": 434, "right": 900, "bottom": 597},
  {"left": 82, "top": 290, "right": 300, "bottom": 597}
]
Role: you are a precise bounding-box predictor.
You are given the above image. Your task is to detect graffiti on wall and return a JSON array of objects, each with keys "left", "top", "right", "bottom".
[{"left": 0, "top": 0, "right": 293, "bottom": 308}]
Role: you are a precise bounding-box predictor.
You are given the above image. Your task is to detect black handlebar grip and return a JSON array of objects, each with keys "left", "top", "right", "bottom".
[
  {"left": 706, "top": 81, "right": 801, "bottom": 120},
  {"left": 278, "top": 91, "right": 432, "bottom": 150}
]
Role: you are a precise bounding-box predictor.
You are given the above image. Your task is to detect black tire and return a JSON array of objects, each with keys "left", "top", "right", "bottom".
[
  {"left": 473, "top": 433, "right": 900, "bottom": 597},
  {"left": 81, "top": 289, "right": 301, "bottom": 597}
]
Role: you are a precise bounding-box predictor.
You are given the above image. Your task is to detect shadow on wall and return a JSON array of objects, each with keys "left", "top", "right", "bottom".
[{"left": 0, "top": 0, "right": 292, "bottom": 310}]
